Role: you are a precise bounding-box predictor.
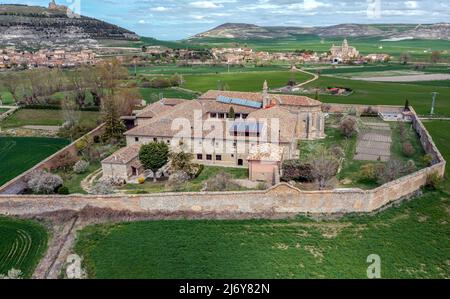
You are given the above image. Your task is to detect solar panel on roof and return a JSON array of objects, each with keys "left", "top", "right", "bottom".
[{"left": 217, "top": 95, "right": 262, "bottom": 109}]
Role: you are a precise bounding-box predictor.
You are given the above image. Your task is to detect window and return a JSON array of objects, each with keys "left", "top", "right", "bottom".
[
  {"left": 206, "top": 155, "right": 212, "bottom": 161},
  {"left": 153, "top": 138, "right": 157, "bottom": 142},
  {"left": 238, "top": 159, "right": 244, "bottom": 166},
  {"left": 134, "top": 137, "right": 139, "bottom": 142},
  {"left": 197, "top": 154, "right": 203, "bottom": 160},
  {"left": 167, "top": 140, "right": 170, "bottom": 144},
  {"left": 216, "top": 155, "right": 222, "bottom": 161},
  {"left": 231, "top": 154, "right": 234, "bottom": 158},
  {"left": 218, "top": 113, "right": 225, "bottom": 119},
  {"left": 211, "top": 113, "right": 217, "bottom": 118}
]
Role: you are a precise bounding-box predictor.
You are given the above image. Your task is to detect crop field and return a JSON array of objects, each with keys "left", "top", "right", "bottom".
[
  {"left": 0, "top": 109, "right": 101, "bottom": 129},
  {"left": 182, "top": 71, "right": 312, "bottom": 92},
  {"left": 0, "top": 217, "right": 48, "bottom": 278},
  {"left": 133, "top": 64, "right": 289, "bottom": 76},
  {"left": 0, "top": 137, "right": 69, "bottom": 186},
  {"left": 75, "top": 190, "right": 450, "bottom": 279},
  {"left": 191, "top": 35, "right": 450, "bottom": 59},
  {"left": 139, "top": 87, "right": 197, "bottom": 103},
  {"left": 302, "top": 76, "right": 450, "bottom": 117}
]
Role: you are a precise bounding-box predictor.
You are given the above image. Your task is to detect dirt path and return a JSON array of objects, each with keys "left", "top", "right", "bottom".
[
  {"left": 292, "top": 67, "right": 319, "bottom": 87},
  {"left": 32, "top": 217, "right": 80, "bottom": 279},
  {"left": 351, "top": 73, "right": 450, "bottom": 82}
]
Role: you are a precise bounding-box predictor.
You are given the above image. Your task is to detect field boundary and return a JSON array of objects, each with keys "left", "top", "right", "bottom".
[
  {"left": 0, "top": 106, "right": 445, "bottom": 217},
  {"left": 0, "top": 124, "right": 105, "bottom": 195}
]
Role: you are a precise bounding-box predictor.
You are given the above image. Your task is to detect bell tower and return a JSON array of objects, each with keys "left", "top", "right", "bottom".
[{"left": 262, "top": 80, "right": 269, "bottom": 108}]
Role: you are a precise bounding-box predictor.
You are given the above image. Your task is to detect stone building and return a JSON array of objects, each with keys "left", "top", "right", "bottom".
[
  {"left": 329, "top": 39, "right": 360, "bottom": 63},
  {"left": 102, "top": 83, "right": 325, "bottom": 183}
]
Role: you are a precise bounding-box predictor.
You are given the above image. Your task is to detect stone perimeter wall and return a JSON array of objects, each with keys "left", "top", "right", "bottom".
[
  {"left": 0, "top": 124, "right": 105, "bottom": 195},
  {"left": 0, "top": 105, "right": 445, "bottom": 217}
]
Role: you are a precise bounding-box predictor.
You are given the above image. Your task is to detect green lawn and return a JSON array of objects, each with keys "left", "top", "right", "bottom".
[
  {"left": 304, "top": 76, "right": 450, "bottom": 117},
  {"left": 55, "top": 162, "right": 101, "bottom": 194},
  {"left": 75, "top": 190, "right": 449, "bottom": 279},
  {"left": 134, "top": 64, "right": 289, "bottom": 76},
  {"left": 0, "top": 137, "right": 70, "bottom": 186},
  {"left": 0, "top": 109, "right": 101, "bottom": 129},
  {"left": 0, "top": 217, "right": 48, "bottom": 278},
  {"left": 182, "top": 71, "right": 313, "bottom": 92},
  {"left": 122, "top": 166, "right": 249, "bottom": 194}
]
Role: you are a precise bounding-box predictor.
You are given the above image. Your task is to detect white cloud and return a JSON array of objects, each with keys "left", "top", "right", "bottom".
[
  {"left": 150, "top": 6, "right": 170, "bottom": 12},
  {"left": 190, "top": 1, "right": 223, "bottom": 9},
  {"left": 404, "top": 1, "right": 418, "bottom": 9}
]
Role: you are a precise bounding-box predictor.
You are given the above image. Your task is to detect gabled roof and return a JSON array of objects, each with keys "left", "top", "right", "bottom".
[
  {"left": 136, "top": 98, "right": 187, "bottom": 119},
  {"left": 199, "top": 90, "right": 321, "bottom": 107},
  {"left": 102, "top": 144, "right": 141, "bottom": 165}
]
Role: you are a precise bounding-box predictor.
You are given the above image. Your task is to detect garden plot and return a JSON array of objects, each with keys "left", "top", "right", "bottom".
[{"left": 355, "top": 122, "right": 392, "bottom": 162}]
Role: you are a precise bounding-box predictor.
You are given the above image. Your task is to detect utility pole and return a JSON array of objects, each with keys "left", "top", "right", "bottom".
[{"left": 431, "top": 92, "right": 439, "bottom": 115}]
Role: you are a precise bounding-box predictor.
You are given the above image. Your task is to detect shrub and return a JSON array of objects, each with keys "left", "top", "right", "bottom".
[
  {"left": 426, "top": 171, "right": 443, "bottom": 190},
  {"left": 139, "top": 142, "right": 169, "bottom": 181},
  {"left": 405, "top": 160, "right": 417, "bottom": 174},
  {"left": 340, "top": 115, "right": 358, "bottom": 138},
  {"left": 25, "top": 171, "right": 63, "bottom": 194},
  {"left": 138, "top": 177, "right": 145, "bottom": 184},
  {"left": 282, "top": 160, "right": 314, "bottom": 182},
  {"left": 422, "top": 154, "right": 433, "bottom": 166},
  {"left": 57, "top": 186, "right": 70, "bottom": 195},
  {"left": 166, "top": 171, "right": 190, "bottom": 191},
  {"left": 204, "top": 172, "right": 240, "bottom": 192},
  {"left": 402, "top": 142, "right": 415, "bottom": 157},
  {"left": 73, "top": 160, "right": 90, "bottom": 174},
  {"left": 377, "top": 160, "right": 403, "bottom": 184},
  {"left": 331, "top": 146, "right": 345, "bottom": 159},
  {"left": 91, "top": 180, "right": 114, "bottom": 195},
  {"left": 359, "top": 164, "right": 378, "bottom": 182}
]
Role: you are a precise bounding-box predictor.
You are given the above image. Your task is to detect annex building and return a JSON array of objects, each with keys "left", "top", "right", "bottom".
[{"left": 102, "top": 82, "right": 325, "bottom": 184}]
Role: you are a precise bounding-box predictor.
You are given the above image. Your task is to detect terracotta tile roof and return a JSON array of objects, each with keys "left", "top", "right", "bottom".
[
  {"left": 126, "top": 101, "right": 299, "bottom": 143},
  {"left": 247, "top": 143, "right": 284, "bottom": 162},
  {"left": 200, "top": 100, "right": 256, "bottom": 114},
  {"left": 199, "top": 90, "right": 321, "bottom": 107},
  {"left": 136, "top": 98, "right": 187, "bottom": 119},
  {"left": 102, "top": 144, "right": 141, "bottom": 165}
]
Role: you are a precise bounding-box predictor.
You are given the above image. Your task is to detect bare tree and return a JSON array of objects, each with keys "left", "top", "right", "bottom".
[
  {"left": 400, "top": 52, "right": 411, "bottom": 65},
  {"left": 310, "top": 146, "right": 340, "bottom": 190}
]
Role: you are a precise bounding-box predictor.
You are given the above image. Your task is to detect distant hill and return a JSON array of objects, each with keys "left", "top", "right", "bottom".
[
  {"left": 0, "top": 4, "right": 139, "bottom": 48},
  {"left": 191, "top": 23, "right": 450, "bottom": 41}
]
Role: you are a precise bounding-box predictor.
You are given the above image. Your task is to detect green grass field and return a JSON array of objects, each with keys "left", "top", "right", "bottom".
[
  {"left": 139, "top": 87, "right": 197, "bottom": 103},
  {"left": 75, "top": 190, "right": 449, "bottom": 279},
  {"left": 0, "top": 109, "right": 101, "bottom": 129},
  {"left": 182, "top": 71, "right": 312, "bottom": 92},
  {"left": 134, "top": 64, "right": 289, "bottom": 75},
  {"left": 0, "top": 137, "right": 69, "bottom": 186},
  {"left": 303, "top": 76, "right": 450, "bottom": 117},
  {"left": 0, "top": 217, "right": 48, "bottom": 278},
  {"left": 191, "top": 35, "right": 450, "bottom": 60}
]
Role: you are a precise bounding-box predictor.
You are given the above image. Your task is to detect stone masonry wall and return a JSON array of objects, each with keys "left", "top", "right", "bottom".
[
  {"left": 0, "top": 108, "right": 445, "bottom": 217},
  {"left": 0, "top": 124, "right": 105, "bottom": 195}
]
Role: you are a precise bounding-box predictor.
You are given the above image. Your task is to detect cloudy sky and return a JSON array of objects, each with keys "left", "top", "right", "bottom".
[{"left": 3, "top": 0, "right": 450, "bottom": 40}]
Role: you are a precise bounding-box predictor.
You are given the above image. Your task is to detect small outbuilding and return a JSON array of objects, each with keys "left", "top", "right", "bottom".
[
  {"left": 247, "top": 143, "right": 284, "bottom": 185},
  {"left": 101, "top": 144, "right": 143, "bottom": 182}
]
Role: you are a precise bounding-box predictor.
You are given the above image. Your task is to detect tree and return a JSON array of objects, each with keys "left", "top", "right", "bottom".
[
  {"left": 61, "top": 98, "right": 81, "bottom": 132},
  {"left": 139, "top": 142, "right": 169, "bottom": 182},
  {"left": 404, "top": 99, "right": 410, "bottom": 111},
  {"left": 310, "top": 146, "right": 340, "bottom": 190},
  {"left": 228, "top": 106, "right": 236, "bottom": 119},
  {"left": 400, "top": 52, "right": 411, "bottom": 65},
  {"left": 431, "top": 51, "right": 441, "bottom": 64},
  {"left": 25, "top": 171, "right": 63, "bottom": 194},
  {"left": 101, "top": 94, "right": 127, "bottom": 143},
  {"left": 340, "top": 115, "right": 358, "bottom": 138},
  {"left": 169, "top": 145, "right": 194, "bottom": 176}
]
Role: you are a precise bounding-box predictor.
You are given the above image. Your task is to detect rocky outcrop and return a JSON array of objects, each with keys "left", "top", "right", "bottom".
[{"left": 0, "top": 4, "right": 139, "bottom": 48}]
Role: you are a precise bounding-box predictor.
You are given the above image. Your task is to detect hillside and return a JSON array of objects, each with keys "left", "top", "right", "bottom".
[
  {"left": 191, "top": 23, "right": 450, "bottom": 41},
  {"left": 0, "top": 4, "right": 139, "bottom": 48}
]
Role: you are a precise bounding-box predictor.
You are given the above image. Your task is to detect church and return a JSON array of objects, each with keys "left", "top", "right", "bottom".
[{"left": 329, "top": 39, "right": 360, "bottom": 63}]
